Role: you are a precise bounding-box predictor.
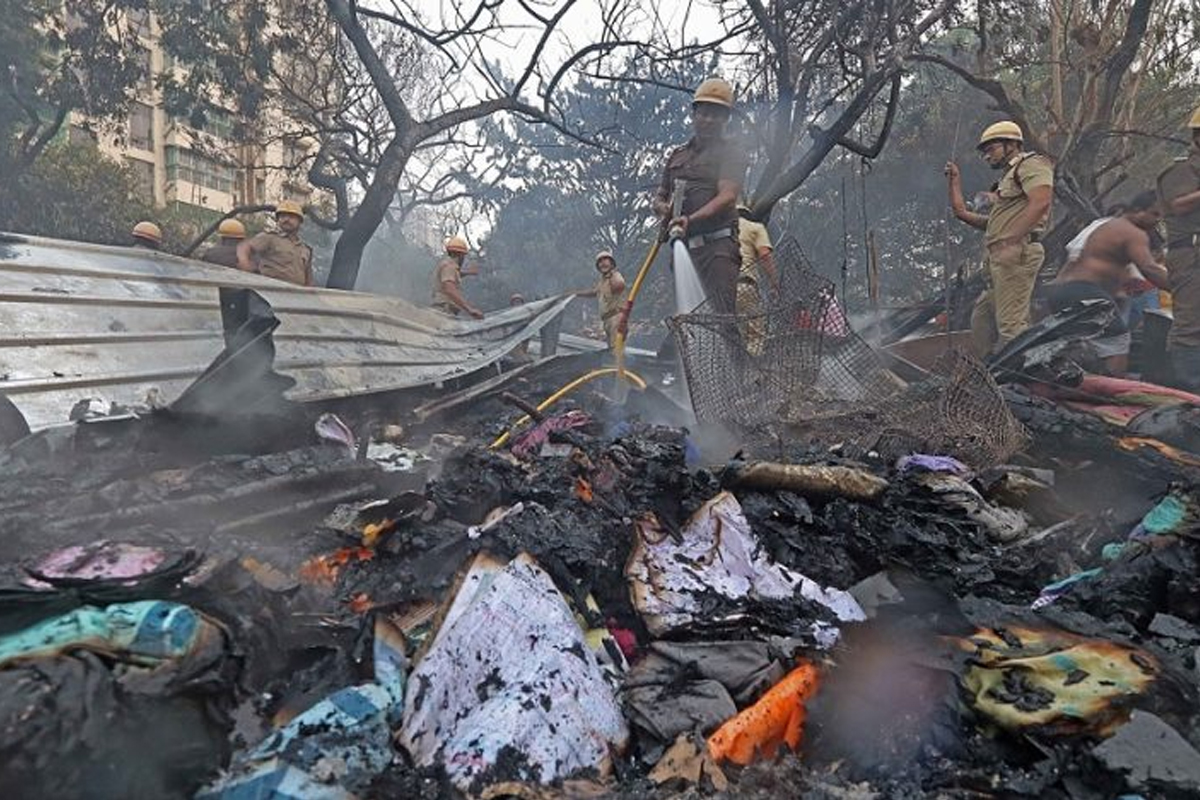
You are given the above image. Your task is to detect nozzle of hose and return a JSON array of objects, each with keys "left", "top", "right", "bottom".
[{"left": 668, "top": 225, "right": 685, "bottom": 241}]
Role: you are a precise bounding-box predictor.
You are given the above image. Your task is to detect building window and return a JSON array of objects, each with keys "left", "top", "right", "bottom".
[
  {"left": 176, "top": 105, "right": 236, "bottom": 141},
  {"left": 166, "top": 147, "right": 234, "bottom": 194},
  {"left": 137, "top": 46, "right": 152, "bottom": 90},
  {"left": 126, "top": 157, "right": 155, "bottom": 199},
  {"left": 128, "top": 103, "right": 153, "bottom": 151},
  {"left": 68, "top": 125, "right": 97, "bottom": 147}
]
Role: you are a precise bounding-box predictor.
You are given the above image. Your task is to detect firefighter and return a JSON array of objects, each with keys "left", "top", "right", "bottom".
[
  {"left": 200, "top": 218, "right": 245, "bottom": 269},
  {"left": 130, "top": 221, "right": 163, "bottom": 251},
  {"left": 236, "top": 200, "right": 313, "bottom": 286},
  {"left": 1158, "top": 106, "right": 1200, "bottom": 390},
  {"left": 576, "top": 250, "right": 627, "bottom": 348},
  {"left": 431, "top": 236, "right": 483, "bottom": 319},
  {"left": 736, "top": 201, "right": 780, "bottom": 354},
  {"left": 945, "top": 121, "right": 1054, "bottom": 357},
  {"left": 653, "top": 77, "right": 747, "bottom": 312}
]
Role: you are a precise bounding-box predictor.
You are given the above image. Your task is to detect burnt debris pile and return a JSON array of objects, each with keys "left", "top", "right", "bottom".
[{"left": 1, "top": 349, "right": 1199, "bottom": 799}]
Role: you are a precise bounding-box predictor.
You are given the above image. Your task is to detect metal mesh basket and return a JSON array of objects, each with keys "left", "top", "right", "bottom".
[{"left": 668, "top": 237, "right": 1028, "bottom": 467}]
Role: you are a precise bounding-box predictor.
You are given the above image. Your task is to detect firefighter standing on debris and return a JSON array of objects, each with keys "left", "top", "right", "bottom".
[
  {"left": 201, "top": 219, "right": 245, "bottom": 269},
  {"left": 1158, "top": 107, "right": 1200, "bottom": 390},
  {"left": 946, "top": 121, "right": 1054, "bottom": 357},
  {"left": 653, "top": 77, "right": 747, "bottom": 312},
  {"left": 131, "top": 221, "right": 163, "bottom": 251},
  {"left": 237, "top": 201, "right": 313, "bottom": 286},
  {"left": 736, "top": 202, "right": 780, "bottom": 355},
  {"left": 576, "top": 251, "right": 627, "bottom": 348},
  {"left": 430, "top": 236, "right": 483, "bottom": 319}
]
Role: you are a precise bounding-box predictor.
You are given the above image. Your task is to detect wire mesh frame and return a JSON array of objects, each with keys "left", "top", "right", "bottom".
[
  {"left": 668, "top": 237, "right": 900, "bottom": 426},
  {"left": 668, "top": 236, "right": 1029, "bottom": 466},
  {"left": 866, "top": 348, "right": 1030, "bottom": 465}
]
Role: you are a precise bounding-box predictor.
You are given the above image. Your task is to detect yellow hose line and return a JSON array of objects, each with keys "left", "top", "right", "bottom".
[
  {"left": 614, "top": 238, "right": 663, "bottom": 383},
  {"left": 490, "top": 238, "right": 662, "bottom": 451},
  {"left": 489, "top": 367, "right": 647, "bottom": 450}
]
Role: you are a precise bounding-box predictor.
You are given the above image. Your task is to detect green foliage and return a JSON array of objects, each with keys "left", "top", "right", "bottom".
[
  {"left": 482, "top": 59, "right": 710, "bottom": 322},
  {"left": 1, "top": 0, "right": 249, "bottom": 178},
  {"left": 0, "top": 143, "right": 151, "bottom": 245}
]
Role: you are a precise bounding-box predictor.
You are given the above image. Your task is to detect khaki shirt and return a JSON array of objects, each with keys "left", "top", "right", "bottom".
[
  {"left": 596, "top": 270, "right": 626, "bottom": 320},
  {"left": 200, "top": 241, "right": 240, "bottom": 269},
  {"left": 738, "top": 218, "right": 772, "bottom": 280},
  {"left": 431, "top": 257, "right": 462, "bottom": 311},
  {"left": 986, "top": 153, "right": 1054, "bottom": 244},
  {"left": 658, "top": 137, "right": 748, "bottom": 235},
  {"left": 1158, "top": 151, "right": 1200, "bottom": 244},
  {"left": 245, "top": 231, "right": 312, "bottom": 285}
]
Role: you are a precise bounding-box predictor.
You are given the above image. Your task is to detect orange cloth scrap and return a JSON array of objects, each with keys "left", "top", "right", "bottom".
[{"left": 707, "top": 661, "right": 821, "bottom": 765}]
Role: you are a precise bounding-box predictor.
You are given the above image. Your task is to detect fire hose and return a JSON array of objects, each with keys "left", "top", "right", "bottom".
[
  {"left": 488, "top": 236, "right": 662, "bottom": 450},
  {"left": 489, "top": 183, "right": 684, "bottom": 450}
]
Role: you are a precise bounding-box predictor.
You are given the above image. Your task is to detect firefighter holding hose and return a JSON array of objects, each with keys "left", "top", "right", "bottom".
[{"left": 653, "top": 77, "right": 747, "bottom": 313}]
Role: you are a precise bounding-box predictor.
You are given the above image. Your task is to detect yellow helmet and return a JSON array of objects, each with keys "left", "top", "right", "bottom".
[
  {"left": 445, "top": 236, "right": 469, "bottom": 254},
  {"left": 693, "top": 78, "right": 734, "bottom": 109},
  {"left": 275, "top": 200, "right": 304, "bottom": 219},
  {"left": 217, "top": 218, "right": 246, "bottom": 239},
  {"left": 595, "top": 250, "right": 615, "bottom": 266},
  {"left": 1188, "top": 106, "right": 1200, "bottom": 129},
  {"left": 131, "top": 221, "right": 162, "bottom": 244},
  {"left": 977, "top": 121, "right": 1024, "bottom": 149}
]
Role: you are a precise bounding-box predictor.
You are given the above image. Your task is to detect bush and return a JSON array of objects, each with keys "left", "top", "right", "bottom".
[{"left": 0, "top": 142, "right": 152, "bottom": 246}]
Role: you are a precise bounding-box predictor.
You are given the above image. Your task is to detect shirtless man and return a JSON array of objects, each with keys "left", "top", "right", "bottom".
[{"left": 1046, "top": 190, "right": 1169, "bottom": 373}]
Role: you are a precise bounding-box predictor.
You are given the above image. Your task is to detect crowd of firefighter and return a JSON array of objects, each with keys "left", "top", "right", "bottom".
[{"left": 121, "top": 78, "right": 1200, "bottom": 388}]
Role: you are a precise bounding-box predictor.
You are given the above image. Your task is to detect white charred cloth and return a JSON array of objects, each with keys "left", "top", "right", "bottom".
[
  {"left": 398, "top": 552, "right": 628, "bottom": 790},
  {"left": 625, "top": 491, "right": 864, "bottom": 644}
]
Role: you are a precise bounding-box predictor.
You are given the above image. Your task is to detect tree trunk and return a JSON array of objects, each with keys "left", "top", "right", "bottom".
[{"left": 325, "top": 137, "right": 411, "bottom": 290}]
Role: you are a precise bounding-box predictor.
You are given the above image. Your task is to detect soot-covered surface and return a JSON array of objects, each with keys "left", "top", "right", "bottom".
[{"left": 0, "top": 357, "right": 1198, "bottom": 799}]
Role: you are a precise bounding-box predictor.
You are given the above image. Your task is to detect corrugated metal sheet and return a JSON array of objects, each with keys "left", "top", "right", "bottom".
[{"left": 0, "top": 233, "right": 576, "bottom": 429}]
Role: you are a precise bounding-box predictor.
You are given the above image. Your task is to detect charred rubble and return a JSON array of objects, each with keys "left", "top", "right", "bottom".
[
  {"left": 1, "top": 275, "right": 1200, "bottom": 800},
  {"left": 0, "top": 342, "right": 1197, "bottom": 800}
]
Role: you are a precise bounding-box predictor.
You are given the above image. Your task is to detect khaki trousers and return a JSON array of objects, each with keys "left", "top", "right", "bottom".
[
  {"left": 735, "top": 277, "right": 765, "bottom": 356},
  {"left": 602, "top": 314, "right": 620, "bottom": 348},
  {"left": 970, "top": 241, "right": 1044, "bottom": 357}
]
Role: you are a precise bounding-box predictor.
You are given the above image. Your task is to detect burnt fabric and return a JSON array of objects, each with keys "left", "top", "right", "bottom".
[
  {"left": 623, "top": 640, "right": 790, "bottom": 747},
  {"left": 959, "top": 626, "right": 1158, "bottom": 736},
  {"left": 0, "top": 632, "right": 236, "bottom": 800}
]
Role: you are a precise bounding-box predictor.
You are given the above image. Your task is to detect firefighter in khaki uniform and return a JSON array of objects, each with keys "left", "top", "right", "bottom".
[
  {"left": 201, "top": 218, "right": 245, "bottom": 269},
  {"left": 131, "top": 221, "right": 163, "bottom": 250},
  {"left": 430, "top": 236, "right": 483, "bottom": 319},
  {"left": 735, "top": 202, "right": 780, "bottom": 355},
  {"left": 1158, "top": 107, "right": 1200, "bottom": 390},
  {"left": 946, "top": 121, "right": 1054, "bottom": 357},
  {"left": 237, "top": 200, "right": 313, "bottom": 286},
  {"left": 653, "top": 78, "right": 747, "bottom": 313},
  {"left": 576, "top": 251, "right": 627, "bottom": 348}
]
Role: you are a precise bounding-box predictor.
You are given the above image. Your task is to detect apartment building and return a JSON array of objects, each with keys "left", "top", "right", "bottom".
[{"left": 67, "top": 6, "right": 319, "bottom": 216}]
